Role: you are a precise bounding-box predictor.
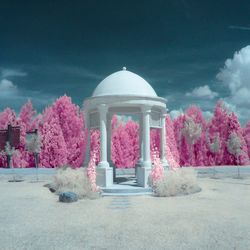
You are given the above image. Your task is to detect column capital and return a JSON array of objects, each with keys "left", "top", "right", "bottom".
[
  {"left": 160, "top": 108, "right": 168, "bottom": 117},
  {"left": 98, "top": 104, "right": 108, "bottom": 113},
  {"left": 141, "top": 105, "right": 152, "bottom": 114},
  {"left": 161, "top": 113, "right": 167, "bottom": 119}
]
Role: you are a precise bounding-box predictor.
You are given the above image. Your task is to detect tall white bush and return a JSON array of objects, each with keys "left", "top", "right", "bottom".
[
  {"left": 182, "top": 116, "right": 201, "bottom": 145},
  {"left": 51, "top": 167, "right": 100, "bottom": 199}
]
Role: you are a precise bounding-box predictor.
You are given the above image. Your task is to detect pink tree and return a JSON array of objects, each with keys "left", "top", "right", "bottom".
[
  {"left": 0, "top": 108, "right": 17, "bottom": 129},
  {"left": 185, "top": 105, "right": 208, "bottom": 166},
  {"left": 224, "top": 112, "right": 249, "bottom": 165},
  {"left": 0, "top": 107, "right": 28, "bottom": 168},
  {"left": 52, "top": 95, "right": 87, "bottom": 168},
  {"left": 208, "top": 101, "right": 230, "bottom": 165},
  {"left": 0, "top": 108, "right": 18, "bottom": 167},
  {"left": 39, "top": 107, "right": 67, "bottom": 168},
  {"left": 243, "top": 121, "right": 250, "bottom": 159},
  {"left": 173, "top": 115, "right": 192, "bottom": 166},
  {"left": 19, "top": 100, "right": 36, "bottom": 132},
  {"left": 17, "top": 100, "right": 38, "bottom": 168},
  {"left": 208, "top": 101, "right": 249, "bottom": 165},
  {"left": 111, "top": 119, "right": 139, "bottom": 168},
  {"left": 165, "top": 115, "right": 180, "bottom": 169}
]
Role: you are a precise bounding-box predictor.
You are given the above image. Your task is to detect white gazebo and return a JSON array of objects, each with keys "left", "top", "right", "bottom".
[{"left": 84, "top": 67, "right": 168, "bottom": 188}]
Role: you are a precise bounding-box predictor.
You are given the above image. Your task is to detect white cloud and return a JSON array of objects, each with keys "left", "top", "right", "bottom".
[
  {"left": 0, "top": 70, "right": 55, "bottom": 112},
  {"left": 217, "top": 45, "right": 250, "bottom": 124},
  {"left": 0, "top": 79, "right": 18, "bottom": 96},
  {"left": 229, "top": 25, "right": 250, "bottom": 31},
  {"left": 185, "top": 85, "right": 218, "bottom": 99},
  {"left": 1, "top": 68, "right": 27, "bottom": 78}
]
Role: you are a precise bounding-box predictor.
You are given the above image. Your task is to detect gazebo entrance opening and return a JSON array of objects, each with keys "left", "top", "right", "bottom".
[{"left": 109, "top": 113, "right": 140, "bottom": 184}]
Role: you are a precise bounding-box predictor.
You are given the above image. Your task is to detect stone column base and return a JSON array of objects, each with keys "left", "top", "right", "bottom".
[
  {"left": 136, "top": 166, "right": 152, "bottom": 188},
  {"left": 96, "top": 165, "right": 113, "bottom": 188}
]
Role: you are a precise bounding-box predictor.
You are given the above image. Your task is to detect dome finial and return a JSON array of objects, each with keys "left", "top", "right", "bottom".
[{"left": 122, "top": 66, "right": 127, "bottom": 71}]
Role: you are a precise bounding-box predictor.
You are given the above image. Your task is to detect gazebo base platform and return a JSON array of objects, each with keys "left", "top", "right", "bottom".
[
  {"left": 101, "top": 176, "right": 153, "bottom": 196},
  {"left": 96, "top": 167, "right": 113, "bottom": 187}
]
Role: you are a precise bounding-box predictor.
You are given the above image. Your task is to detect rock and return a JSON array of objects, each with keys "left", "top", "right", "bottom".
[
  {"left": 59, "top": 192, "right": 78, "bottom": 203},
  {"left": 49, "top": 187, "right": 56, "bottom": 193},
  {"left": 44, "top": 183, "right": 56, "bottom": 193}
]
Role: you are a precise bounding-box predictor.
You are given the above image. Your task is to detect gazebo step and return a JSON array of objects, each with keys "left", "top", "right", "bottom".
[
  {"left": 101, "top": 184, "right": 153, "bottom": 196},
  {"left": 102, "top": 192, "right": 153, "bottom": 196}
]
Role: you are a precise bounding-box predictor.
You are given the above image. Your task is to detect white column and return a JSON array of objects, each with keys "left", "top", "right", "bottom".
[
  {"left": 98, "top": 104, "right": 109, "bottom": 168},
  {"left": 139, "top": 113, "right": 144, "bottom": 164},
  {"left": 160, "top": 113, "right": 168, "bottom": 167},
  {"left": 142, "top": 106, "right": 151, "bottom": 168}
]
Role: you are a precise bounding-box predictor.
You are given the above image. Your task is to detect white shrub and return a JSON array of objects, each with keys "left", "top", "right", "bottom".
[
  {"left": 153, "top": 168, "right": 201, "bottom": 197},
  {"left": 182, "top": 116, "right": 202, "bottom": 145},
  {"left": 227, "top": 132, "right": 242, "bottom": 157},
  {"left": 51, "top": 166, "right": 100, "bottom": 199}
]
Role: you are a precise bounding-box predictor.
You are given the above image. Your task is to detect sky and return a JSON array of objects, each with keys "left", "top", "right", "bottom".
[{"left": 0, "top": 0, "right": 250, "bottom": 125}]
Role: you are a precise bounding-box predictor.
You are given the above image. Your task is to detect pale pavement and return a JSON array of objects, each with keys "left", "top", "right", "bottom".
[{"left": 0, "top": 175, "right": 250, "bottom": 250}]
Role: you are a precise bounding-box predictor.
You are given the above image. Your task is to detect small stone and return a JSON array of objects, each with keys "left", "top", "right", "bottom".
[
  {"left": 49, "top": 187, "right": 56, "bottom": 193},
  {"left": 44, "top": 183, "right": 56, "bottom": 193},
  {"left": 59, "top": 192, "right": 78, "bottom": 203}
]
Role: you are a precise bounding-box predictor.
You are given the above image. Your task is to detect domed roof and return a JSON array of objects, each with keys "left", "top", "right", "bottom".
[{"left": 92, "top": 68, "right": 157, "bottom": 97}]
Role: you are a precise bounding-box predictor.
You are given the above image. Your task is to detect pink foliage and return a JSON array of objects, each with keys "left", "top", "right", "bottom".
[
  {"left": 173, "top": 115, "right": 192, "bottom": 166},
  {"left": 19, "top": 100, "right": 36, "bottom": 132},
  {"left": 0, "top": 108, "right": 17, "bottom": 129},
  {"left": 111, "top": 119, "right": 139, "bottom": 168},
  {"left": 165, "top": 115, "right": 180, "bottom": 169},
  {"left": 208, "top": 101, "right": 249, "bottom": 165},
  {"left": 208, "top": 101, "right": 229, "bottom": 165},
  {"left": 90, "top": 129, "right": 100, "bottom": 165},
  {"left": 39, "top": 107, "right": 67, "bottom": 168},
  {"left": 0, "top": 107, "right": 29, "bottom": 168},
  {"left": 243, "top": 121, "right": 250, "bottom": 159},
  {"left": 150, "top": 128, "right": 160, "bottom": 159},
  {"left": 1, "top": 98, "right": 250, "bottom": 169},
  {"left": 150, "top": 149, "right": 164, "bottom": 187},
  {"left": 224, "top": 112, "right": 249, "bottom": 165},
  {"left": 52, "top": 95, "right": 87, "bottom": 168},
  {"left": 185, "top": 105, "right": 209, "bottom": 166},
  {"left": 87, "top": 150, "right": 100, "bottom": 192}
]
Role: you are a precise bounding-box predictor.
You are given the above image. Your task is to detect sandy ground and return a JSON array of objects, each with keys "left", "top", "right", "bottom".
[{"left": 0, "top": 174, "right": 250, "bottom": 250}]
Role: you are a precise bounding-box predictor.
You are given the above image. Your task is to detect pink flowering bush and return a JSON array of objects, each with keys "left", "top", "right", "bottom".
[
  {"left": 149, "top": 148, "right": 164, "bottom": 188},
  {"left": 90, "top": 129, "right": 100, "bottom": 165},
  {"left": 87, "top": 150, "right": 101, "bottom": 192}
]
